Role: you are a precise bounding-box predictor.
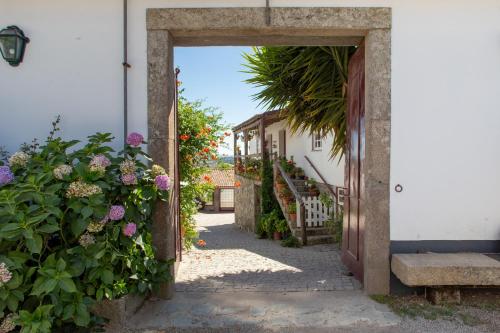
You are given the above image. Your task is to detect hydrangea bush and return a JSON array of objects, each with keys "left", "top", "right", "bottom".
[{"left": 0, "top": 131, "right": 171, "bottom": 332}]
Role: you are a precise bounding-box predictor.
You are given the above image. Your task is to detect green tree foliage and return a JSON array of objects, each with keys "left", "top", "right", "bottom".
[
  {"left": 243, "top": 46, "right": 356, "bottom": 158},
  {"left": 260, "top": 154, "right": 280, "bottom": 215},
  {"left": 178, "top": 93, "right": 230, "bottom": 248}
]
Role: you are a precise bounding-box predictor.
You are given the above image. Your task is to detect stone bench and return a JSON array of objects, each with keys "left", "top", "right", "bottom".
[{"left": 391, "top": 253, "right": 500, "bottom": 304}]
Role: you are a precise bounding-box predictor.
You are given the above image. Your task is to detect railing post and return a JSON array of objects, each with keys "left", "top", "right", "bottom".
[{"left": 300, "top": 202, "right": 307, "bottom": 245}]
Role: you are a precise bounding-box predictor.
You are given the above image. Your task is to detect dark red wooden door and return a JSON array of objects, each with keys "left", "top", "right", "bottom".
[{"left": 341, "top": 44, "right": 365, "bottom": 282}]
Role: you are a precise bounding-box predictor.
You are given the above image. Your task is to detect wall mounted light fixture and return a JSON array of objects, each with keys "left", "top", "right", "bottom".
[{"left": 0, "top": 26, "right": 30, "bottom": 66}]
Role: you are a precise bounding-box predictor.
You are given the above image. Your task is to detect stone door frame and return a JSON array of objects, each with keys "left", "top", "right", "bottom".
[{"left": 147, "top": 7, "right": 391, "bottom": 297}]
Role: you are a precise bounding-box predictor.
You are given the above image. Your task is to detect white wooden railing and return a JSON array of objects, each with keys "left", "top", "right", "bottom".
[{"left": 296, "top": 189, "right": 346, "bottom": 228}]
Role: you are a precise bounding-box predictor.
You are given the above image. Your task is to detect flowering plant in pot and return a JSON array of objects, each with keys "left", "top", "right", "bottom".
[
  {"left": 288, "top": 202, "right": 297, "bottom": 222},
  {"left": 0, "top": 127, "right": 172, "bottom": 332},
  {"left": 279, "top": 156, "right": 295, "bottom": 176}
]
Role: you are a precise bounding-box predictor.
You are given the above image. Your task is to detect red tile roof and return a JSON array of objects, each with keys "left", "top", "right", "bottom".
[{"left": 201, "top": 168, "right": 235, "bottom": 187}]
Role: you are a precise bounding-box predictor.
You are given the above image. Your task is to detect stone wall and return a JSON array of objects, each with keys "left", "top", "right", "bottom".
[{"left": 234, "top": 174, "right": 261, "bottom": 232}]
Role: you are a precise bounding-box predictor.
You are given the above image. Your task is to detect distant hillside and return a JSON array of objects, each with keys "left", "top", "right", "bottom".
[
  {"left": 205, "top": 156, "right": 234, "bottom": 168},
  {"left": 219, "top": 156, "right": 234, "bottom": 165}
]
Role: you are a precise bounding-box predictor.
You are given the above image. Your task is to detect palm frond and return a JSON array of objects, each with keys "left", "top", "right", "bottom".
[{"left": 242, "top": 46, "right": 355, "bottom": 159}]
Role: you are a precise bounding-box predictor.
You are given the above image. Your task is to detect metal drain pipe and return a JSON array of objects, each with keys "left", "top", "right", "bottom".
[{"left": 122, "top": 0, "right": 130, "bottom": 148}]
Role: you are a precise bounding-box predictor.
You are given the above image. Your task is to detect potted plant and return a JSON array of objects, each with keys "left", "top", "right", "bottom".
[
  {"left": 289, "top": 167, "right": 297, "bottom": 179},
  {"left": 306, "top": 178, "right": 320, "bottom": 196},
  {"left": 276, "top": 174, "right": 286, "bottom": 191},
  {"left": 281, "top": 187, "right": 293, "bottom": 205},
  {"left": 295, "top": 167, "right": 305, "bottom": 180},
  {"left": 275, "top": 218, "right": 289, "bottom": 240},
  {"left": 273, "top": 229, "right": 282, "bottom": 240},
  {"left": 288, "top": 202, "right": 297, "bottom": 222}
]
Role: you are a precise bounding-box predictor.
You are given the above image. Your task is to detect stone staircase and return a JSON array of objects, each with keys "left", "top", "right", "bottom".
[{"left": 276, "top": 178, "right": 334, "bottom": 245}]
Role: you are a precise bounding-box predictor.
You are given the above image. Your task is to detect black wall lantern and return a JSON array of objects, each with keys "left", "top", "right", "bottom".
[{"left": 0, "top": 26, "right": 30, "bottom": 66}]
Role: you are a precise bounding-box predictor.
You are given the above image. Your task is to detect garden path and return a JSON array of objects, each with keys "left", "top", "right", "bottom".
[{"left": 175, "top": 212, "right": 360, "bottom": 292}]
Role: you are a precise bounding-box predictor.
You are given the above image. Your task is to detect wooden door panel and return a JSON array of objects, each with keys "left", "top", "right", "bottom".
[{"left": 342, "top": 43, "right": 365, "bottom": 282}]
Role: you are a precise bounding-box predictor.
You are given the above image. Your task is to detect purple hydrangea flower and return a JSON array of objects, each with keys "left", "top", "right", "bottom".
[
  {"left": 109, "top": 205, "right": 125, "bottom": 221},
  {"left": 123, "top": 223, "right": 137, "bottom": 237},
  {"left": 155, "top": 174, "right": 170, "bottom": 191},
  {"left": 126, "top": 132, "right": 144, "bottom": 147},
  {"left": 0, "top": 166, "right": 14, "bottom": 186},
  {"left": 121, "top": 173, "right": 137, "bottom": 185}
]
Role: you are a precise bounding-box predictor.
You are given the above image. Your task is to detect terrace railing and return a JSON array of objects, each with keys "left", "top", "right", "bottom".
[{"left": 273, "top": 160, "right": 307, "bottom": 245}]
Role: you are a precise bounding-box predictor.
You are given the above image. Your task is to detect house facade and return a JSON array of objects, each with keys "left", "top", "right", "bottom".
[
  {"left": 233, "top": 110, "right": 345, "bottom": 242},
  {"left": 200, "top": 168, "right": 235, "bottom": 212},
  {"left": 1, "top": 1, "right": 499, "bottom": 295}
]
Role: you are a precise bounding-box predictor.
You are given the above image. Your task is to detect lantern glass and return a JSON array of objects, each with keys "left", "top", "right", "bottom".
[
  {"left": 0, "top": 26, "right": 29, "bottom": 66},
  {"left": 0, "top": 35, "right": 18, "bottom": 61}
]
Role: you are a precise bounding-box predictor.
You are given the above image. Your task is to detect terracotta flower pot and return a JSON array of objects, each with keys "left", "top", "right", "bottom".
[
  {"left": 273, "top": 231, "right": 282, "bottom": 240},
  {"left": 289, "top": 213, "right": 297, "bottom": 222}
]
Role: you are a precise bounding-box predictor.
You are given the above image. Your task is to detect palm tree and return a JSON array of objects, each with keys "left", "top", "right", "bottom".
[{"left": 242, "top": 46, "right": 355, "bottom": 158}]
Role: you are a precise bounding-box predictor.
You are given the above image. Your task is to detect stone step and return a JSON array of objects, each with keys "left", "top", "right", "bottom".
[
  {"left": 290, "top": 226, "right": 331, "bottom": 236},
  {"left": 119, "top": 291, "right": 401, "bottom": 332},
  {"left": 296, "top": 234, "right": 335, "bottom": 245}
]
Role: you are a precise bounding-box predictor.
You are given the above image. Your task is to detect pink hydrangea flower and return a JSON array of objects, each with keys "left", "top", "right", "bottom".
[
  {"left": 122, "top": 173, "right": 137, "bottom": 185},
  {"left": 126, "top": 132, "right": 144, "bottom": 147},
  {"left": 123, "top": 223, "right": 137, "bottom": 237},
  {"left": 91, "top": 154, "right": 111, "bottom": 167},
  {"left": 109, "top": 205, "right": 125, "bottom": 221},
  {"left": 155, "top": 174, "right": 170, "bottom": 191}
]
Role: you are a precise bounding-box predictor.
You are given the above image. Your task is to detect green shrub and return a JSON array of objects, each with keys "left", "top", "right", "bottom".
[
  {"left": 324, "top": 211, "right": 344, "bottom": 245},
  {"left": 178, "top": 94, "right": 228, "bottom": 249},
  {"left": 0, "top": 130, "right": 171, "bottom": 332},
  {"left": 258, "top": 209, "right": 284, "bottom": 238},
  {"left": 281, "top": 236, "right": 301, "bottom": 248},
  {"left": 260, "top": 155, "right": 280, "bottom": 215},
  {"left": 255, "top": 214, "right": 267, "bottom": 239}
]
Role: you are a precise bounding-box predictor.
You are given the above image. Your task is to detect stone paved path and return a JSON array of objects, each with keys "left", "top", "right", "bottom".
[{"left": 175, "top": 212, "right": 361, "bottom": 293}]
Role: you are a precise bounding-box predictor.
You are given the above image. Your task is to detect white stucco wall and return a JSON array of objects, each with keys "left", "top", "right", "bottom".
[
  {"left": 265, "top": 120, "right": 344, "bottom": 186},
  {"left": 1, "top": 0, "right": 500, "bottom": 242}
]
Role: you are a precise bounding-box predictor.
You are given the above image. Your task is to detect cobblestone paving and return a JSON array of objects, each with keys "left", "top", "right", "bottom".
[{"left": 176, "top": 212, "right": 361, "bottom": 293}]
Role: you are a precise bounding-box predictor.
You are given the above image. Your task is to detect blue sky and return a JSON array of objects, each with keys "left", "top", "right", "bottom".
[{"left": 174, "top": 46, "right": 266, "bottom": 155}]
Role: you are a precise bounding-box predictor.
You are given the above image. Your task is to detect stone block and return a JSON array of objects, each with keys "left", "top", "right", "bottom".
[
  {"left": 92, "top": 294, "right": 145, "bottom": 328},
  {"left": 392, "top": 253, "right": 500, "bottom": 287}
]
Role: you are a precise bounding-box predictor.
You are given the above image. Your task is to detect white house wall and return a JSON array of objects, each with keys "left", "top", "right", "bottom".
[
  {"left": 265, "top": 120, "right": 344, "bottom": 187},
  {"left": 1, "top": 0, "right": 500, "bottom": 243}
]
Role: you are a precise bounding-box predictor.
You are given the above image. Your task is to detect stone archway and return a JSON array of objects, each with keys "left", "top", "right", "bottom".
[{"left": 147, "top": 7, "right": 391, "bottom": 297}]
